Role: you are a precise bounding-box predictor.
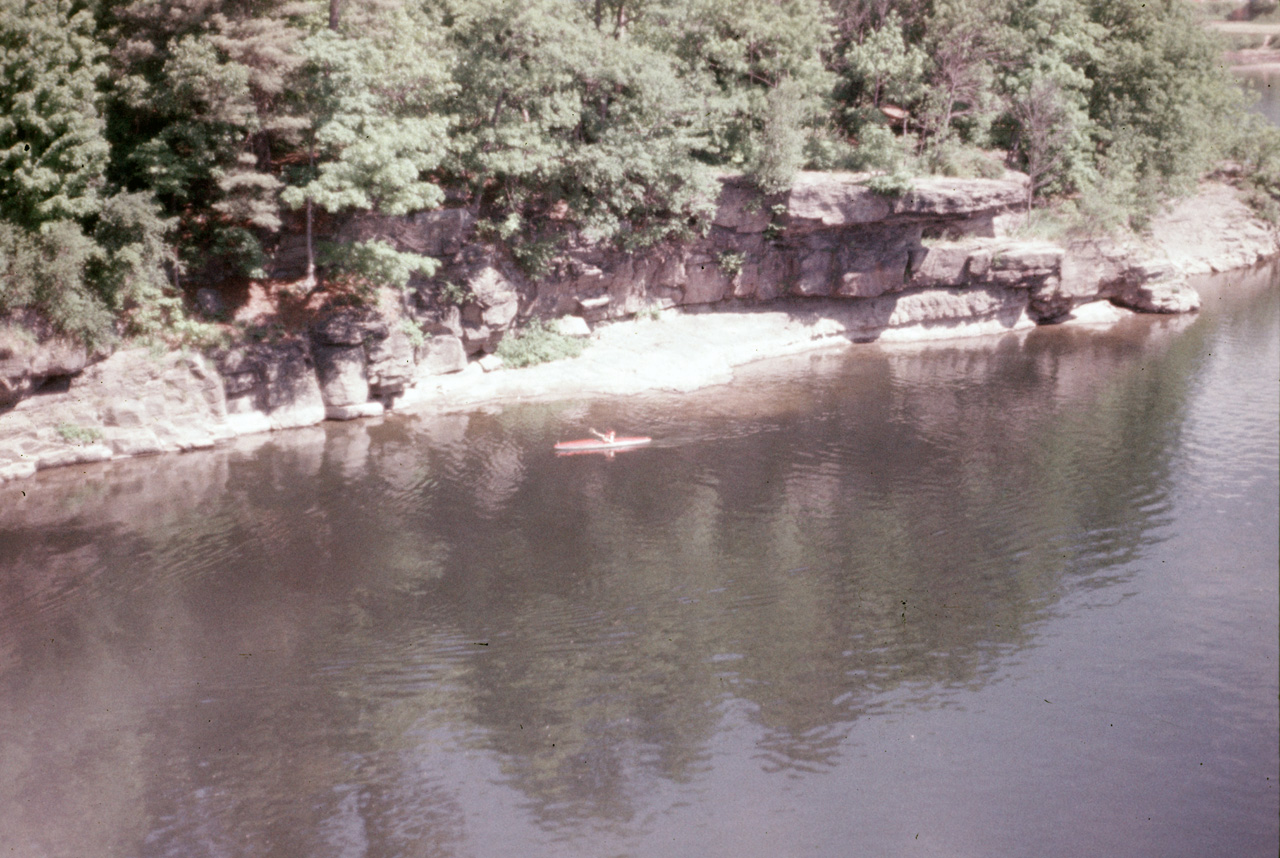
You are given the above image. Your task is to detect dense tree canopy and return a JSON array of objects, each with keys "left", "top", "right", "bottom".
[{"left": 0, "top": 0, "right": 1267, "bottom": 344}]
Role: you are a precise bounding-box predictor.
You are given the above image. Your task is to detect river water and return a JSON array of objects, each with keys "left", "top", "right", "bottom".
[
  {"left": 1240, "top": 66, "right": 1280, "bottom": 126},
  {"left": 1, "top": 266, "right": 1277, "bottom": 857}
]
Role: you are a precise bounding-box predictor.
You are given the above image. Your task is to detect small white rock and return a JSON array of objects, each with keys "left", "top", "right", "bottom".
[
  {"left": 1063, "top": 300, "right": 1131, "bottom": 326},
  {"left": 552, "top": 316, "right": 592, "bottom": 337}
]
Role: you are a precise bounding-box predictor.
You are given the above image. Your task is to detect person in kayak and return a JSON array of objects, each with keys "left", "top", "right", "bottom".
[{"left": 589, "top": 428, "right": 616, "bottom": 443}]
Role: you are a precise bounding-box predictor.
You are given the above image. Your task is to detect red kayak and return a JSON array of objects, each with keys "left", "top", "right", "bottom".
[{"left": 554, "top": 436, "right": 652, "bottom": 454}]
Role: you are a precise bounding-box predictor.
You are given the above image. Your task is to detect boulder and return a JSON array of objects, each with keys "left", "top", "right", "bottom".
[
  {"left": 792, "top": 250, "right": 834, "bottom": 297},
  {"left": 84, "top": 348, "right": 228, "bottom": 427},
  {"left": 985, "top": 241, "right": 1064, "bottom": 286},
  {"left": 1114, "top": 277, "right": 1202, "bottom": 314},
  {"left": 787, "top": 172, "right": 1028, "bottom": 229},
  {"left": 552, "top": 316, "right": 591, "bottom": 337},
  {"left": 313, "top": 344, "right": 369, "bottom": 407},
  {"left": 312, "top": 311, "right": 387, "bottom": 347},
  {"left": 220, "top": 341, "right": 325, "bottom": 431},
  {"left": 325, "top": 401, "right": 384, "bottom": 421},
  {"left": 468, "top": 264, "right": 520, "bottom": 329},
  {"left": 868, "top": 286, "right": 1032, "bottom": 337},
  {"left": 836, "top": 263, "right": 907, "bottom": 298},
  {"left": 414, "top": 335, "right": 468, "bottom": 377},
  {"left": 36, "top": 443, "right": 113, "bottom": 470},
  {"left": 101, "top": 426, "right": 164, "bottom": 457},
  {"left": 260, "top": 344, "right": 325, "bottom": 429},
  {"left": 460, "top": 321, "right": 496, "bottom": 355},
  {"left": 152, "top": 421, "right": 217, "bottom": 450},
  {"left": 366, "top": 326, "right": 416, "bottom": 397},
  {"left": 735, "top": 252, "right": 791, "bottom": 301},
  {"left": 419, "top": 303, "right": 463, "bottom": 337},
  {"left": 101, "top": 401, "right": 149, "bottom": 428},
  {"left": 0, "top": 460, "right": 36, "bottom": 482},
  {"left": 787, "top": 173, "right": 893, "bottom": 228},
  {"left": 1060, "top": 300, "right": 1132, "bottom": 326}
]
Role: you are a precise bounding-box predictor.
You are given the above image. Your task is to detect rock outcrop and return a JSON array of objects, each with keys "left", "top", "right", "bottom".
[
  {"left": 0, "top": 348, "right": 230, "bottom": 481},
  {"left": 0, "top": 315, "right": 90, "bottom": 409}
]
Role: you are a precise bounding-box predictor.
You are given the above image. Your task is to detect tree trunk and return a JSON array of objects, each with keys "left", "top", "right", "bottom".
[
  {"left": 304, "top": 197, "right": 316, "bottom": 291},
  {"left": 303, "top": 136, "right": 317, "bottom": 292},
  {"left": 329, "top": 0, "right": 341, "bottom": 30}
]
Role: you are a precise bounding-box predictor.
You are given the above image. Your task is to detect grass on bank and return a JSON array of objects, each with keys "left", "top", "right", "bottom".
[{"left": 494, "top": 319, "right": 587, "bottom": 368}]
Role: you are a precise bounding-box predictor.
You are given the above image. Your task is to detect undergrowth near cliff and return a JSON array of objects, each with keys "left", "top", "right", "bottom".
[{"left": 495, "top": 319, "right": 587, "bottom": 368}]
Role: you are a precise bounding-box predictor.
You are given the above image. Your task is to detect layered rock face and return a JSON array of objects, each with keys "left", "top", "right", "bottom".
[
  {"left": 0, "top": 349, "right": 230, "bottom": 481},
  {"left": 351, "top": 171, "right": 1237, "bottom": 348},
  {"left": 2, "top": 173, "right": 1275, "bottom": 481}
]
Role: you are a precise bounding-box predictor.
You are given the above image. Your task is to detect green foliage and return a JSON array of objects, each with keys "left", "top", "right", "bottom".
[
  {"left": 105, "top": 0, "right": 304, "bottom": 277},
  {"left": 922, "top": 138, "right": 1006, "bottom": 179},
  {"left": 0, "top": 218, "right": 114, "bottom": 346},
  {"left": 90, "top": 192, "right": 185, "bottom": 339},
  {"left": 806, "top": 122, "right": 914, "bottom": 173},
  {"left": 838, "top": 11, "right": 929, "bottom": 113},
  {"left": 753, "top": 79, "right": 811, "bottom": 193},
  {"left": 656, "top": 0, "right": 835, "bottom": 182},
  {"left": 56, "top": 422, "right": 103, "bottom": 444},
  {"left": 716, "top": 251, "right": 744, "bottom": 276},
  {"left": 320, "top": 240, "right": 439, "bottom": 291},
  {"left": 444, "top": 0, "right": 720, "bottom": 246},
  {"left": 282, "top": 6, "right": 452, "bottom": 219},
  {"left": 1225, "top": 116, "right": 1280, "bottom": 223},
  {"left": 1085, "top": 0, "right": 1243, "bottom": 195},
  {"left": 0, "top": 0, "right": 1255, "bottom": 357},
  {"left": 0, "top": 196, "right": 216, "bottom": 348},
  {"left": 495, "top": 318, "right": 586, "bottom": 367},
  {"left": 0, "top": 0, "right": 110, "bottom": 229},
  {"left": 399, "top": 317, "right": 427, "bottom": 350},
  {"left": 510, "top": 234, "right": 563, "bottom": 279},
  {"left": 865, "top": 170, "right": 916, "bottom": 197},
  {"left": 436, "top": 280, "right": 474, "bottom": 307}
]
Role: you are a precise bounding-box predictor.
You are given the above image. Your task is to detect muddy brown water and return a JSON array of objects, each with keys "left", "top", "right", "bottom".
[{"left": 1, "top": 267, "right": 1277, "bottom": 857}]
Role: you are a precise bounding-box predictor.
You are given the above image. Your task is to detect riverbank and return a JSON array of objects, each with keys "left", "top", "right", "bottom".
[{"left": 2, "top": 175, "right": 1277, "bottom": 484}]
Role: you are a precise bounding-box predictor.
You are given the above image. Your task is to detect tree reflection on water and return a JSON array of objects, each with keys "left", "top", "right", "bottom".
[{"left": 1, "top": 272, "right": 1272, "bottom": 856}]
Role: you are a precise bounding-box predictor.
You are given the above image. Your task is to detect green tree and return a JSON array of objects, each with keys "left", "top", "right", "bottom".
[
  {"left": 840, "top": 11, "right": 929, "bottom": 112},
  {"left": 996, "top": 0, "right": 1102, "bottom": 199},
  {"left": 652, "top": 0, "right": 835, "bottom": 184},
  {"left": 0, "top": 0, "right": 186, "bottom": 345},
  {"left": 919, "top": 0, "right": 1007, "bottom": 141},
  {"left": 442, "top": 0, "right": 718, "bottom": 247},
  {"left": 1085, "top": 0, "right": 1241, "bottom": 195},
  {"left": 0, "top": 0, "right": 109, "bottom": 229},
  {"left": 104, "top": 0, "right": 306, "bottom": 277},
  {"left": 282, "top": 0, "right": 452, "bottom": 288}
]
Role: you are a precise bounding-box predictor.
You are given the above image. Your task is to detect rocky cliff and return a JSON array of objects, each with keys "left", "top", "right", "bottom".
[{"left": 2, "top": 172, "right": 1276, "bottom": 483}]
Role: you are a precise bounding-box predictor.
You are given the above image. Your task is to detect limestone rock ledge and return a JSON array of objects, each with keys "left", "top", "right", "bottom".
[{"left": 2, "top": 174, "right": 1276, "bottom": 483}]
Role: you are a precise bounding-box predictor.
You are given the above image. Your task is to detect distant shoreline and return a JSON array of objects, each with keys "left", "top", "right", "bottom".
[{"left": 1226, "top": 49, "right": 1280, "bottom": 71}]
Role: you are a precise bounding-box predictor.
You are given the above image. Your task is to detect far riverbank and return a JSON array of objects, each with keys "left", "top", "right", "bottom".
[{"left": 2, "top": 176, "right": 1277, "bottom": 485}]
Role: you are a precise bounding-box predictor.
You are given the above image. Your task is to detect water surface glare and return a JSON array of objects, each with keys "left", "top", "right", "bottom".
[{"left": 1, "top": 269, "right": 1277, "bottom": 857}]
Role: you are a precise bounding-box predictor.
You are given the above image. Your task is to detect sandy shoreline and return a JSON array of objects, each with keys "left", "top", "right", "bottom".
[{"left": 391, "top": 297, "right": 1132, "bottom": 415}]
